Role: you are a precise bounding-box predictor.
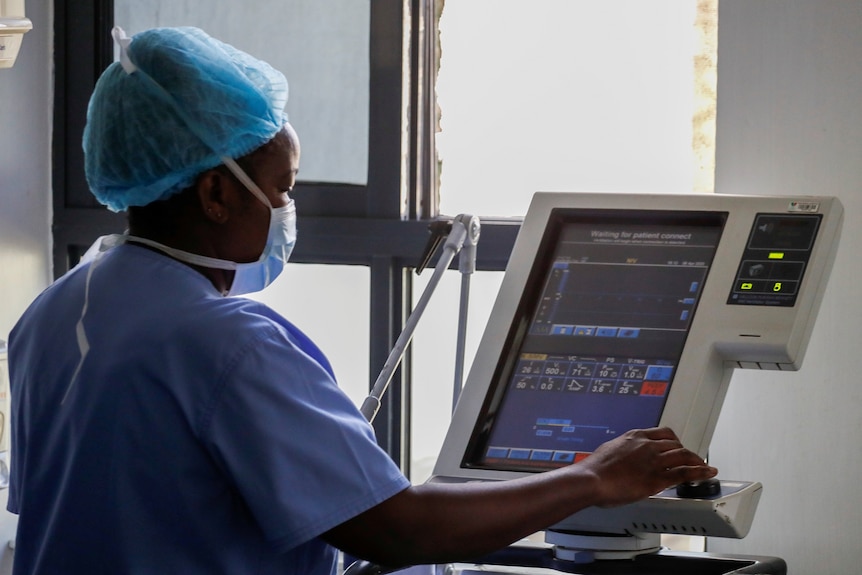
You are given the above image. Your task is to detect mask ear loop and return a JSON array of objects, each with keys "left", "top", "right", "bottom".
[{"left": 220, "top": 156, "right": 273, "bottom": 208}]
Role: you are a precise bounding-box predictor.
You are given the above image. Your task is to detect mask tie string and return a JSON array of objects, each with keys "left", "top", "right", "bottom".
[{"left": 60, "top": 249, "right": 103, "bottom": 405}]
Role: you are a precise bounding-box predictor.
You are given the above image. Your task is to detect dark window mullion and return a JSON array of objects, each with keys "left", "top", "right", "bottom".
[
  {"left": 367, "top": 0, "right": 409, "bottom": 220},
  {"left": 52, "top": 0, "right": 117, "bottom": 277},
  {"left": 369, "top": 256, "right": 411, "bottom": 472}
]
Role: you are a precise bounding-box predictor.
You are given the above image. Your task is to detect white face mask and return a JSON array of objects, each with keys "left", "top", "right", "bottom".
[
  {"left": 81, "top": 157, "right": 297, "bottom": 296},
  {"left": 218, "top": 156, "right": 297, "bottom": 295},
  {"left": 222, "top": 199, "right": 296, "bottom": 295}
]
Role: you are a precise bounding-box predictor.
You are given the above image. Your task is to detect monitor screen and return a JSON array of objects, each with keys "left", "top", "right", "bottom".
[{"left": 462, "top": 209, "right": 727, "bottom": 472}]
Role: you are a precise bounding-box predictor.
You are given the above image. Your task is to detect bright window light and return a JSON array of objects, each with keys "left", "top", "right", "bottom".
[{"left": 435, "top": 0, "right": 717, "bottom": 217}]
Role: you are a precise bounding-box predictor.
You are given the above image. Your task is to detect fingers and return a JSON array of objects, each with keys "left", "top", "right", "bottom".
[
  {"left": 637, "top": 426, "right": 681, "bottom": 442},
  {"left": 585, "top": 427, "right": 720, "bottom": 507},
  {"left": 631, "top": 427, "right": 712, "bottom": 468},
  {"left": 664, "top": 464, "right": 719, "bottom": 485},
  {"left": 632, "top": 429, "right": 719, "bottom": 489},
  {"left": 657, "top": 445, "right": 707, "bottom": 467},
  {"left": 656, "top": 445, "right": 718, "bottom": 491}
]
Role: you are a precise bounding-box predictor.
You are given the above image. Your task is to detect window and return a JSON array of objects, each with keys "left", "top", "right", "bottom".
[
  {"left": 435, "top": 0, "right": 718, "bottom": 218},
  {"left": 114, "top": 0, "right": 371, "bottom": 186}
]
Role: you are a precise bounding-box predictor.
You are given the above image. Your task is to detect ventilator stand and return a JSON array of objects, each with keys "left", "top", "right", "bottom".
[
  {"left": 360, "top": 214, "right": 481, "bottom": 423},
  {"left": 347, "top": 216, "right": 479, "bottom": 575}
]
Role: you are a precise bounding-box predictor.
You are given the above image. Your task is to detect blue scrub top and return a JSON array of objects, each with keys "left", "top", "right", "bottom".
[{"left": 8, "top": 244, "right": 410, "bottom": 575}]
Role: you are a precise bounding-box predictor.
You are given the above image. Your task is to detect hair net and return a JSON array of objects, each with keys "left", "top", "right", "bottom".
[{"left": 83, "top": 26, "right": 288, "bottom": 212}]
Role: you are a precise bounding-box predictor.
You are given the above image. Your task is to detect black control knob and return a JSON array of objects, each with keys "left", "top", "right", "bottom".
[{"left": 676, "top": 478, "right": 721, "bottom": 498}]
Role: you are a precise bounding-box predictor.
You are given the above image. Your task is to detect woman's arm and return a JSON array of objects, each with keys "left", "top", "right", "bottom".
[{"left": 324, "top": 426, "right": 717, "bottom": 567}]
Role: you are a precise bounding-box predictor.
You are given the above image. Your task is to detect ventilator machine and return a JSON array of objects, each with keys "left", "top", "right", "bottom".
[{"left": 353, "top": 191, "right": 842, "bottom": 575}]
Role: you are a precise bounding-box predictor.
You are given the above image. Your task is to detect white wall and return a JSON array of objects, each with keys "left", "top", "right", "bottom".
[
  {"left": 709, "top": 1, "right": 862, "bottom": 571},
  {"left": 0, "top": 0, "right": 52, "bottom": 571}
]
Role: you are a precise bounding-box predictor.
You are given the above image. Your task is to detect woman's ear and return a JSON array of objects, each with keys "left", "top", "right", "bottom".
[{"left": 196, "top": 169, "right": 231, "bottom": 224}]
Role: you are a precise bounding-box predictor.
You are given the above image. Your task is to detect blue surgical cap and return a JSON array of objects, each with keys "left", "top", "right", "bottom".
[{"left": 83, "top": 27, "right": 288, "bottom": 212}]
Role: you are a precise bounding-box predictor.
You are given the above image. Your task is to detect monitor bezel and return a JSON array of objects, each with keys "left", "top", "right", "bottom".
[{"left": 460, "top": 207, "right": 728, "bottom": 473}]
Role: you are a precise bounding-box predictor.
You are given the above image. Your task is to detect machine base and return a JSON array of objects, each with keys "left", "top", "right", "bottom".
[
  {"left": 446, "top": 546, "right": 786, "bottom": 575},
  {"left": 353, "top": 547, "right": 787, "bottom": 575}
]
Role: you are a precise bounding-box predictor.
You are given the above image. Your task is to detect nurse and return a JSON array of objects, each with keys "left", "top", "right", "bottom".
[{"left": 6, "top": 26, "right": 717, "bottom": 575}]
